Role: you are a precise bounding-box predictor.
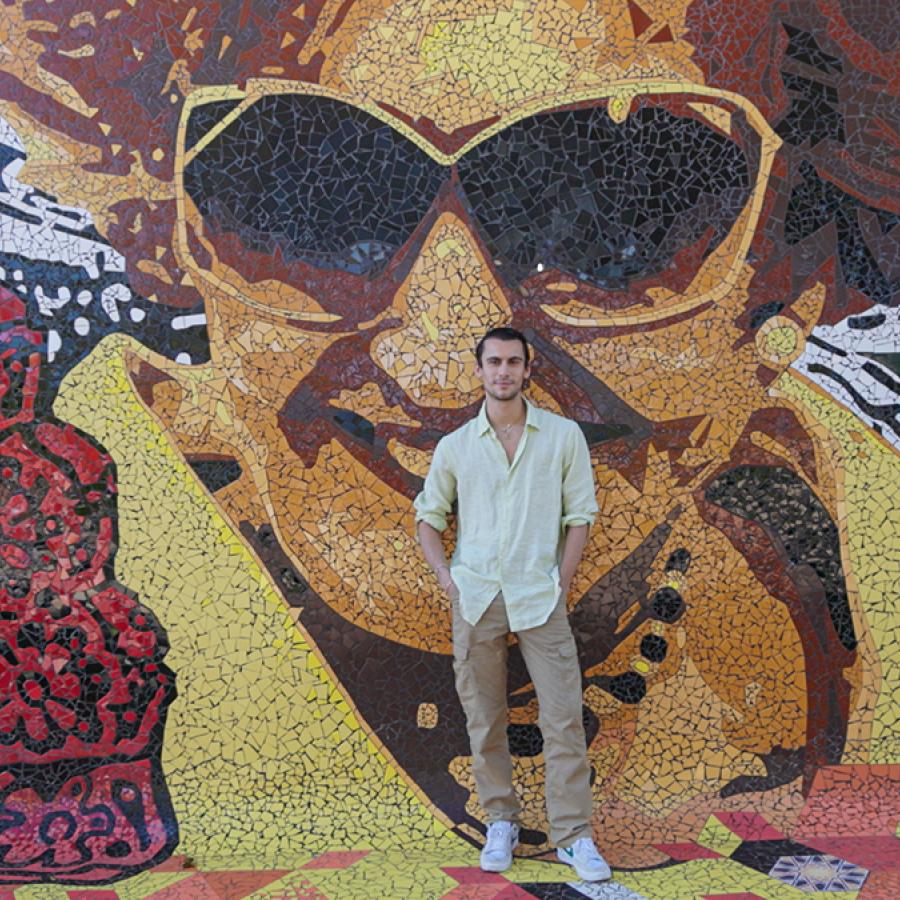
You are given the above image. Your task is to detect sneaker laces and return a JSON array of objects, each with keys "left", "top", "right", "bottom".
[{"left": 485, "top": 821, "right": 513, "bottom": 850}]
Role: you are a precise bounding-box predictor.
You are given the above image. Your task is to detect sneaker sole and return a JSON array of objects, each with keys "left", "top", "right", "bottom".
[
  {"left": 557, "top": 850, "right": 612, "bottom": 882},
  {"left": 480, "top": 859, "right": 512, "bottom": 873},
  {"left": 573, "top": 866, "right": 612, "bottom": 882}
]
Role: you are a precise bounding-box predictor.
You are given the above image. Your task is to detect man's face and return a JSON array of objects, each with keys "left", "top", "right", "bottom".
[{"left": 475, "top": 338, "right": 530, "bottom": 405}]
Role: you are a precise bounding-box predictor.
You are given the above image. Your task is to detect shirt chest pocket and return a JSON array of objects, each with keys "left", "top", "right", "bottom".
[{"left": 521, "top": 453, "right": 560, "bottom": 497}]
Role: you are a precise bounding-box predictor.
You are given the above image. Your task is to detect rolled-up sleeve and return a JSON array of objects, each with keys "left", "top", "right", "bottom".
[
  {"left": 560, "top": 422, "right": 598, "bottom": 529},
  {"left": 414, "top": 437, "right": 456, "bottom": 532}
]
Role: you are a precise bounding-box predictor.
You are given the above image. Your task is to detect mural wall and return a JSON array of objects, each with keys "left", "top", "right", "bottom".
[{"left": 0, "top": 0, "right": 897, "bottom": 892}]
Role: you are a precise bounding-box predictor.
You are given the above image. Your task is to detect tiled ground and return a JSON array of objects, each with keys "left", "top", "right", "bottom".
[{"left": 5, "top": 764, "right": 898, "bottom": 899}]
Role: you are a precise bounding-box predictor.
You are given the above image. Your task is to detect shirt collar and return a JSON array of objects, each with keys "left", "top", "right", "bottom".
[{"left": 477, "top": 396, "right": 541, "bottom": 436}]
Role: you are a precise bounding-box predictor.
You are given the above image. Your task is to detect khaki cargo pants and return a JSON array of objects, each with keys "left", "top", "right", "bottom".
[{"left": 452, "top": 592, "right": 593, "bottom": 848}]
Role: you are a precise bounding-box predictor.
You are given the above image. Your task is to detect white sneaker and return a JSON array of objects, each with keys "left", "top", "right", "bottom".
[
  {"left": 480, "top": 820, "right": 519, "bottom": 872},
  {"left": 557, "top": 836, "right": 612, "bottom": 882}
]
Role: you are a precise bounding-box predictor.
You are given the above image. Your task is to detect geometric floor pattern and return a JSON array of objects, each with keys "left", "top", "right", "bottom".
[
  {"left": 6, "top": 766, "right": 899, "bottom": 899},
  {"left": 4, "top": 840, "right": 898, "bottom": 898}
]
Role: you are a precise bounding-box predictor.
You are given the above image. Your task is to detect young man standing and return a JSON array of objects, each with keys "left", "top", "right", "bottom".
[{"left": 415, "top": 326, "right": 611, "bottom": 882}]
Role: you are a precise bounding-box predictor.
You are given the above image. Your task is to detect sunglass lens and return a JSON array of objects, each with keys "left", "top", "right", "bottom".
[
  {"left": 457, "top": 101, "right": 756, "bottom": 293},
  {"left": 184, "top": 94, "right": 445, "bottom": 278}
]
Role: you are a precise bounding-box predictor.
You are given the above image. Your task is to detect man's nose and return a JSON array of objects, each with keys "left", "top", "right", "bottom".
[{"left": 370, "top": 211, "right": 513, "bottom": 407}]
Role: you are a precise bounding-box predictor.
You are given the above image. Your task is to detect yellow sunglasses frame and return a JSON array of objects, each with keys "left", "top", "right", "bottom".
[{"left": 174, "top": 78, "right": 781, "bottom": 328}]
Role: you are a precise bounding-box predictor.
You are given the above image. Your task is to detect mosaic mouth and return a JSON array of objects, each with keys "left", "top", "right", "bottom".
[{"left": 321, "top": 403, "right": 636, "bottom": 501}]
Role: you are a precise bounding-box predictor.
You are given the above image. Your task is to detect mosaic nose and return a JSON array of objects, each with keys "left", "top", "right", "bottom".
[{"left": 370, "top": 212, "right": 513, "bottom": 406}]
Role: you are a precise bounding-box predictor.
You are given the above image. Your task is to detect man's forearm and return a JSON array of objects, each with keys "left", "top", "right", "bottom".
[
  {"left": 559, "top": 523, "right": 590, "bottom": 594},
  {"left": 417, "top": 521, "right": 454, "bottom": 591}
]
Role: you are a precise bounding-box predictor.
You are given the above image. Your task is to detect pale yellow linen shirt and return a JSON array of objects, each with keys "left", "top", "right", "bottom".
[{"left": 414, "top": 398, "right": 598, "bottom": 630}]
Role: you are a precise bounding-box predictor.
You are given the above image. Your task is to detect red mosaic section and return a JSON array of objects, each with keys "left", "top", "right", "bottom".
[
  {"left": 0, "top": 330, "right": 173, "bottom": 764},
  {"left": 0, "top": 758, "right": 173, "bottom": 884},
  {"left": 442, "top": 867, "right": 512, "bottom": 884},
  {"left": 66, "top": 892, "right": 120, "bottom": 900},
  {"left": 792, "top": 765, "right": 900, "bottom": 838},
  {"left": 0, "top": 571, "right": 173, "bottom": 764},
  {"left": 0, "top": 288, "right": 177, "bottom": 881},
  {"left": 858, "top": 869, "right": 900, "bottom": 900},
  {"left": 202, "top": 870, "right": 294, "bottom": 898},
  {"left": 143, "top": 873, "right": 221, "bottom": 900},
  {"left": 441, "top": 888, "right": 510, "bottom": 900},
  {"left": 300, "top": 850, "right": 370, "bottom": 869},
  {"left": 798, "top": 836, "right": 900, "bottom": 872}
]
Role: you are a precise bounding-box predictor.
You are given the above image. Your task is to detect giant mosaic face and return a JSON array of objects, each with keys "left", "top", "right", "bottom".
[
  {"left": 134, "top": 0, "right": 863, "bottom": 849},
  {"left": 168, "top": 0, "right": 790, "bottom": 643},
  {"left": 2, "top": 0, "right": 894, "bottom": 868}
]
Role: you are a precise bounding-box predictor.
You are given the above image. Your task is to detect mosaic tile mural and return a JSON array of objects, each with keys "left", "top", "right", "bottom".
[{"left": 0, "top": 0, "right": 897, "bottom": 897}]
